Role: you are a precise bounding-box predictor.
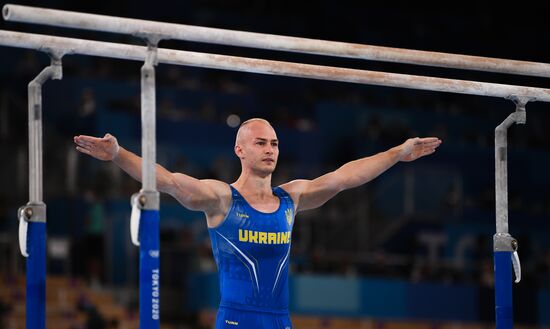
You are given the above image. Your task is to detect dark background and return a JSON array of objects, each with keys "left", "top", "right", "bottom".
[{"left": 0, "top": 1, "right": 549, "bottom": 328}]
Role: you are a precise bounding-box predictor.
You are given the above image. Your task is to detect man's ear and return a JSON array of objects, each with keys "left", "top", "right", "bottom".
[{"left": 235, "top": 144, "right": 244, "bottom": 159}]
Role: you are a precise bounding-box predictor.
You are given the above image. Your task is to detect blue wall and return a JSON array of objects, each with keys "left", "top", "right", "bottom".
[
  {"left": 187, "top": 273, "right": 483, "bottom": 321},
  {"left": 186, "top": 273, "right": 550, "bottom": 324}
]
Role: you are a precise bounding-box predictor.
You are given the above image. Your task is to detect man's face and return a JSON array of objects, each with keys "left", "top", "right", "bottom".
[{"left": 235, "top": 121, "right": 279, "bottom": 176}]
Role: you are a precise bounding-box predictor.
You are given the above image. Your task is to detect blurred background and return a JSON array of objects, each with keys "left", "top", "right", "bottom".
[{"left": 0, "top": 0, "right": 549, "bottom": 328}]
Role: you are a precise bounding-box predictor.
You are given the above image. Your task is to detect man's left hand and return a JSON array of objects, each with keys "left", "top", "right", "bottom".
[{"left": 397, "top": 137, "right": 442, "bottom": 162}]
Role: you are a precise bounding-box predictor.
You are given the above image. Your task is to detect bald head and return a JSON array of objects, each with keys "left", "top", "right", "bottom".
[
  {"left": 235, "top": 118, "right": 274, "bottom": 147},
  {"left": 233, "top": 118, "right": 279, "bottom": 174}
]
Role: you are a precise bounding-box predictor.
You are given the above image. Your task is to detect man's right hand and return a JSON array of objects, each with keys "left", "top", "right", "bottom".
[{"left": 74, "top": 133, "right": 120, "bottom": 161}]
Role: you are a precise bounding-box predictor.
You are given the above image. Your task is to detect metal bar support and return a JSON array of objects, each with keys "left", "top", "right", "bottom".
[{"left": 18, "top": 55, "right": 62, "bottom": 329}]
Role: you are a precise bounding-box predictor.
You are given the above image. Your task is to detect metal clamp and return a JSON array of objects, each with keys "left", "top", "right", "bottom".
[
  {"left": 48, "top": 54, "right": 63, "bottom": 80},
  {"left": 17, "top": 202, "right": 46, "bottom": 257},
  {"left": 130, "top": 191, "right": 160, "bottom": 246},
  {"left": 510, "top": 239, "right": 521, "bottom": 283},
  {"left": 493, "top": 233, "right": 515, "bottom": 252},
  {"left": 134, "top": 33, "right": 161, "bottom": 67},
  {"left": 18, "top": 202, "right": 46, "bottom": 223},
  {"left": 133, "top": 33, "right": 163, "bottom": 47},
  {"left": 144, "top": 43, "right": 159, "bottom": 67},
  {"left": 511, "top": 97, "right": 528, "bottom": 124},
  {"left": 493, "top": 233, "right": 521, "bottom": 283},
  {"left": 135, "top": 190, "right": 160, "bottom": 210}
]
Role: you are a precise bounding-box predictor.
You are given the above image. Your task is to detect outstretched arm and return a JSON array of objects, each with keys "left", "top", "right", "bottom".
[
  {"left": 281, "top": 137, "right": 442, "bottom": 212},
  {"left": 73, "top": 134, "right": 229, "bottom": 216}
]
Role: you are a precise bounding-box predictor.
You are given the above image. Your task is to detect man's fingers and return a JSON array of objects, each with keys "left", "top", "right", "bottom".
[
  {"left": 423, "top": 139, "right": 442, "bottom": 145},
  {"left": 74, "top": 135, "right": 104, "bottom": 143},
  {"left": 415, "top": 140, "right": 441, "bottom": 152},
  {"left": 76, "top": 135, "right": 102, "bottom": 142},
  {"left": 421, "top": 142, "right": 441, "bottom": 149},
  {"left": 416, "top": 143, "right": 440, "bottom": 149},
  {"left": 75, "top": 146, "right": 93, "bottom": 156},
  {"left": 73, "top": 138, "right": 90, "bottom": 145},
  {"left": 421, "top": 137, "right": 440, "bottom": 143},
  {"left": 74, "top": 139, "right": 95, "bottom": 148},
  {"left": 415, "top": 137, "right": 441, "bottom": 145},
  {"left": 414, "top": 141, "right": 440, "bottom": 152},
  {"left": 423, "top": 148, "right": 436, "bottom": 155}
]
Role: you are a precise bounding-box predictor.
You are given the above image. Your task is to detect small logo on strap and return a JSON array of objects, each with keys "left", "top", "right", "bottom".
[
  {"left": 236, "top": 212, "right": 249, "bottom": 219},
  {"left": 285, "top": 208, "right": 293, "bottom": 227}
]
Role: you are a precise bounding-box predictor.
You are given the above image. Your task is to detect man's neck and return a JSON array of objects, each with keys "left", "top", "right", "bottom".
[{"left": 233, "top": 171, "right": 273, "bottom": 197}]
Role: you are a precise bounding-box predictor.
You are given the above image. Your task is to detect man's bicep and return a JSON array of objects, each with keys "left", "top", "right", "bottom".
[
  {"left": 170, "top": 174, "right": 226, "bottom": 212},
  {"left": 283, "top": 172, "right": 344, "bottom": 212}
]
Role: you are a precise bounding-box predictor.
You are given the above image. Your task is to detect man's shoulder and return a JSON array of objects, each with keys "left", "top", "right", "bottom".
[
  {"left": 278, "top": 179, "right": 309, "bottom": 193},
  {"left": 200, "top": 179, "right": 232, "bottom": 196},
  {"left": 199, "top": 179, "right": 233, "bottom": 221},
  {"left": 278, "top": 180, "right": 309, "bottom": 209}
]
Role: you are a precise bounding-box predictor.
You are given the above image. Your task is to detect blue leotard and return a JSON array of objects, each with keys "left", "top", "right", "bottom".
[{"left": 208, "top": 185, "right": 295, "bottom": 328}]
